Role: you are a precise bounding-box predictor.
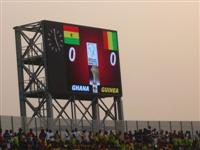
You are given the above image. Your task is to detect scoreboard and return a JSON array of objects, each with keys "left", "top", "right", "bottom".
[{"left": 43, "top": 20, "right": 122, "bottom": 99}]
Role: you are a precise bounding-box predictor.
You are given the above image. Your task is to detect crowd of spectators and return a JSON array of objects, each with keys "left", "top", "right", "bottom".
[{"left": 0, "top": 126, "right": 200, "bottom": 150}]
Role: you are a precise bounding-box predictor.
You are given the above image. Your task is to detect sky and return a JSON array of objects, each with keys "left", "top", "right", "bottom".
[{"left": 0, "top": 0, "right": 199, "bottom": 121}]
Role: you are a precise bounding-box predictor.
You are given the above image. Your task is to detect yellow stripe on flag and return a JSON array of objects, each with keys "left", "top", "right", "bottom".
[
  {"left": 107, "top": 32, "right": 113, "bottom": 50},
  {"left": 64, "top": 31, "right": 79, "bottom": 39}
]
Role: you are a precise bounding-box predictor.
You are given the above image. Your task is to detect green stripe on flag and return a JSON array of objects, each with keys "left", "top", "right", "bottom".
[
  {"left": 64, "top": 37, "right": 80, "bottom": 45},
  {"left": 112, "top": 32, "right": 118, "bottom": 51}
]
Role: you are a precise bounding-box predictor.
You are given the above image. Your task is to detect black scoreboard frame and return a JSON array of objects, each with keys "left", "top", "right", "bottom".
[{"left": 42, "top": 20, "right": 123, "bottom": 99}]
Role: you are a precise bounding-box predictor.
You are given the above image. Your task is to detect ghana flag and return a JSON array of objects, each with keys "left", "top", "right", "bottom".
[
  {"left": 63, "top": 25, "right": 80, "bottom": 45},
  {"left": 103, "top": 31, "right": 118, "bottom": 51}
]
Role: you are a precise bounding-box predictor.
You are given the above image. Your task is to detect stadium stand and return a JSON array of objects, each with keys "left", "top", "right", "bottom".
[{"left": 0, "top": 126, "right": 200, "bottom": 150}]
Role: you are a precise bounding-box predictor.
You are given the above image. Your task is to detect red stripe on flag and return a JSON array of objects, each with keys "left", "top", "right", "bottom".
[
  {"left": 63, "top": 25, "right": 79, "bottom": 32},
  {"left": 103, "top": 31, "right": 108, "bottom": 50}
]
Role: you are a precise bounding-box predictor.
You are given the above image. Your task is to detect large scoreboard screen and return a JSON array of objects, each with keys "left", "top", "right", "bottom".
[{"left": 43, "top": 20, "right": 122, "bottom": 99}]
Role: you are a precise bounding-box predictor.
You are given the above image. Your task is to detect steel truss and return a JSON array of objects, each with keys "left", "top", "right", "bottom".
[{"left": 14, "top": 21, "right": 124, "bottom": 132}]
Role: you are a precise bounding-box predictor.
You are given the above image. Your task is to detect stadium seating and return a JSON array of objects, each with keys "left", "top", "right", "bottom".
[{"left": 0, "top": 127, "right": 200, "bottom": 150}]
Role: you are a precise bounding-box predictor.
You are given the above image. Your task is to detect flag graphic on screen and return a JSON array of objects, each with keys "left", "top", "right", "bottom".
[
  {"left": 63, "top": 25, "right": 80, "bottom": 45},
  {"left": 103, "top": 31, "right": 118, "bottom": 51}
]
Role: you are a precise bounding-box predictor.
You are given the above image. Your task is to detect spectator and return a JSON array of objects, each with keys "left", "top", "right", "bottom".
[{"left": 64, "top": 129, "right": 70, "bottom": 142}]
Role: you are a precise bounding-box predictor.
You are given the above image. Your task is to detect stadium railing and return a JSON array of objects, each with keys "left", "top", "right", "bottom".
[{"left": 0, "top": 116, "right": 199, "bottom": 136}]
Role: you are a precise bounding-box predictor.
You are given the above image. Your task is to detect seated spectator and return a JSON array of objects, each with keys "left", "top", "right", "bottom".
[{"left": 0, "top": 126, "right": 200, "bottom": 150}]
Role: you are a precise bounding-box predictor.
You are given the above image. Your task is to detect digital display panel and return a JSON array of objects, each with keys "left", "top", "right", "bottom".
[{"left": 43, "top": 20, "right": 122, "bottom": 99}]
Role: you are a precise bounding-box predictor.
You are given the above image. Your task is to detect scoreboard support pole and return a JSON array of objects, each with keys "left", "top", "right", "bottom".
[
  {"left": 71, "top": 98, "right": 78, "bottom": 128},
  {"left": 116, "top": 97, "right": 124, "bottom": 121},
  {"left": 92, "top": 97, "right": 100, "bottom": 131},
  {"left": 15, "top": 29, "right": 27, "bottom": 131},
  {"left": 46, "top": 93, "right": 53, "bottom": 129},
  {"left": 115, "top": 97, "right": 124, "bottom": 132}
]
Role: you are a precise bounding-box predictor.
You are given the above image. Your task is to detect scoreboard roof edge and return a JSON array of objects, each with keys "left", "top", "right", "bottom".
[{"left": 41, "top": 20, "right": 118, "bottom": 33}]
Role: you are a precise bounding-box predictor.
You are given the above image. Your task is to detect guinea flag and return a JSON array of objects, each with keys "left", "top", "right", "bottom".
[
  {"left": 103, "top": 31, "right": 118, "bottom": 51},
  {"left": 63, "top": 25, "right": 80, "bottom": 45}
]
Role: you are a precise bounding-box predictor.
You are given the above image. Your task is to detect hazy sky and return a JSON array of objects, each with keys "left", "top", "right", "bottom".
[{"left": 0, "top": 0, "right": 199, "bottom": 121}]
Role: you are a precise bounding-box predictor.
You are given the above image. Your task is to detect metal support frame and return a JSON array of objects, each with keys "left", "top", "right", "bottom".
[
  {"left": 14, "top": 21, "right": 52, "bottom": 130},
  {"left": 14, "top": 21, "right": 124, "bottom": 132}
]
